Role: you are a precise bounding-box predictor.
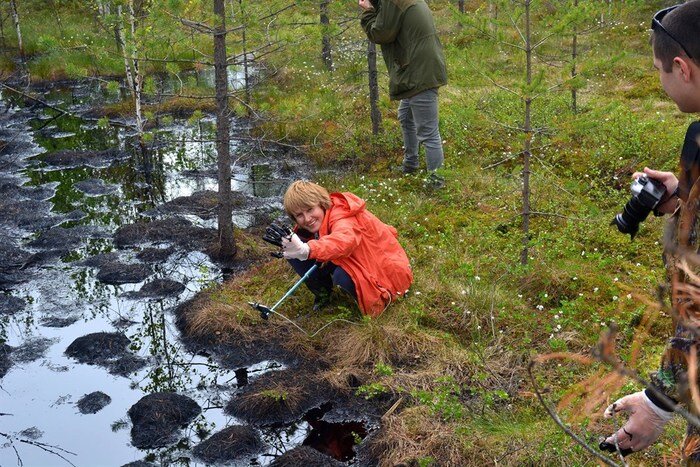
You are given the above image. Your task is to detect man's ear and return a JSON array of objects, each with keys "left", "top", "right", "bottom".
[{"left": 674, "top": 56, "right": 693, "bottom": 82}]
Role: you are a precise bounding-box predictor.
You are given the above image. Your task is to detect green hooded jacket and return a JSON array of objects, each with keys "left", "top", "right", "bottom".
[{"left": 361, "top": 0, "right": 447, "bottom": 101}]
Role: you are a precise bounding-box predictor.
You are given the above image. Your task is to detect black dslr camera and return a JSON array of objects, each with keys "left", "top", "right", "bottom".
[{"left": 611, "top": 175, "right": 666, "bottom": 239}]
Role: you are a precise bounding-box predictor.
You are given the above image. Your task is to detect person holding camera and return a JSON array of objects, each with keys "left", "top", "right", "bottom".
[
  {"left": 358, "top": 0, "right": 448, "bottom": 188},
  {"left": 275, "top": 180, "right": 412, "bottom": 317},
  {"left": 601, "top": 2, "right": 700, "bottom": 461}
]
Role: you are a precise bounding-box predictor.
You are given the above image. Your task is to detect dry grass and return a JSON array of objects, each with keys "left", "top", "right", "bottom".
[
  {"left": 235, "top": 380, "right": 306, "bottom": 417},
  {"left": 366, "top": 406, "right": 469, "bottom": 467},
  {"left": 324, "top": 318, "right": 444, "bottom": 369}
]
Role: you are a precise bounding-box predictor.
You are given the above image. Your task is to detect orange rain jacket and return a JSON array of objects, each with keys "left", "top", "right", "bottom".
[{"left": 305, "top": 192, "right": 413, "bottom": 317}]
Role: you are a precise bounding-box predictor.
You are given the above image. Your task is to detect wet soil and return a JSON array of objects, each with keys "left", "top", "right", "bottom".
[
  {"left": 191, "top": 425, "right": 264, "bottom": 464},
  {"left": 77, "top": 391, "right": 112, "bottom": 414},
  {"left": 128, "top": 392, "right": 202, "bottom": 449}
]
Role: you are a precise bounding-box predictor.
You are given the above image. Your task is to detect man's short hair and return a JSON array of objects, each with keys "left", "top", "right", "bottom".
[
  {"left": 653, "top": 1, "right": 700, "bottom": 72},
  {"left": 283, "top": 180, "right": 331, "bottom": 218}
]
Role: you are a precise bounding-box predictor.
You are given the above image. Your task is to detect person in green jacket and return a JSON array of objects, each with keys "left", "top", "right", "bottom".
[{"left": 359, "top": 0, "right": 448, "bottom": 187}]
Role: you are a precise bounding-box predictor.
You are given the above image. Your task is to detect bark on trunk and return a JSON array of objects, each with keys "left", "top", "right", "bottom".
[
  {"left": 367, "top": 40, "right": 382, "bottom": 135},
  {"left": 239, "top": 0, "right": 251, "bottom": 113},
  {"left": 320, "top": 0, "right": 334, "bottom": 71},
  {"left": 9, "top": 0, "right": 22, "bottom": 58},
  {"left": 520, "top": 0, "right": 532, "bottom": 266},
  {"left": 214, "top": 0, "right": 236, "bottom": 260},
  {"left": 117, "top": 4, "right": 144, "bottom": 140},
  {"left": 571, "top": 0, "right": 578, "bottom": 113}
]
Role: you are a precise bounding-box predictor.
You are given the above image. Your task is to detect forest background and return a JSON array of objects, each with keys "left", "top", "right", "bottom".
[{"left": 1, "top": 0, "right": 691, "bottom": 464}]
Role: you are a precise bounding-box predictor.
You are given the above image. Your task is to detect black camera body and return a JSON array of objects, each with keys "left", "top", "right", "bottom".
[{"left": 611, "top": 175, "right": 666, "bottom": 239}]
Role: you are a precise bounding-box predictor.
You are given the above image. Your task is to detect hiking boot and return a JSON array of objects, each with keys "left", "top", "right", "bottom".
[
  {"left": 392, "top": 164, "right": 419, "bottom": 175},
  {"left": 312, "top": 292, "right": 331, "bottom": 312},
  {"left": 425, "top": 172, "right": 445, "bottom": 189}
]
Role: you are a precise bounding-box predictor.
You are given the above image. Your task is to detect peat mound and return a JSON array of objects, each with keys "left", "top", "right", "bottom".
[
  {"left": 0, "top": 344, "right": 13, "bottom": 378},
  {"left": 269, "top": 445, "right": 345, "bottom": 467},
  {"left": 136, "top": 246, "right": 176, "bottom": 263},
  {"left": 173, "top": 295, "right": 308, "bottom": 369},
  {"left": 128, "top": 392, "right": 201, "bottom": 449},
  {"left": 0, "top": 243, "right": 33, "bottom": 269},
  {"left": 75, "top": 252, "right": 121, "bottom": 268},
  {"left": 40, "top": 315, "right": 80, "bottom": 328},
  {"left": 12, "top": 337, "right": 56, "bottom": 364},
  {"left": 114, "top": 218, "right": 217, "bottom": 253},
  {"left": 65, "top": 332, "right": 147, "bottom": 376},
  {"left": 0, "top": 182, "right": 57, "bottom": 201},
  {"left": 77, "top": 391, "right": 112, "bottom": 414},
  {"left": 74, "top": 178, "right": 119, "bottom": 196},
  {"left": 122, "top": 279, "right": 186, "bottom": 300},
  {"left": 27, "top": 225, "right": 99, "bottom": 250},
  {"left": 0, "top": 198, "right": 57, "bottom": 231},
  {"left": 225, "top": 368, "right": 336, "bottom": 427},
  {"left": 96, "top": 262, "right": 151, "bottom": 285},
  {"left": 36, "top": 148, "right": 129, "bottom": 169},
  {"left": 143, "top": 190, "right": 243, "bottom": 220},
  {"left": 191, "top": 425, "right": 264, "bottom": 464},
  {"left": 0, "top": 294, "right": 25, "bottom": 316}
]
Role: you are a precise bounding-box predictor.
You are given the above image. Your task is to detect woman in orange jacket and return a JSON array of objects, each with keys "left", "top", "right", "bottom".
[{"left": 280, "top": 180, "right": 413, "bottom": 317}]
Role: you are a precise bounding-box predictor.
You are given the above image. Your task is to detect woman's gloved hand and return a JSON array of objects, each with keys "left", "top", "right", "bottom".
[
  {"left": 282, "top": 233, "right": 310, "bottom": 261},
  {"left": 601, "top": 391, "right": 673, "bottom": 454}
]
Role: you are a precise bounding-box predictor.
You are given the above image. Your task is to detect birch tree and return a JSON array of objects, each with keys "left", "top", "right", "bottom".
[
  {"left": 9, "top": 0, "right": 22, "bottom": 58},
  {"left": 116, "top": 1, "right": 145, "bottom": 143}
]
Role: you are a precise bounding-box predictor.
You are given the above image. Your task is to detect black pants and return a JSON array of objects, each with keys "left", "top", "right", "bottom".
[{"left": 287, "top": 259, "right": 357, "bottom": 300}]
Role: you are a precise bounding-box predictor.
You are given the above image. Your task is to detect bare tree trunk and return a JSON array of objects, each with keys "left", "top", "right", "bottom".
[
  {"left": 9, "top": 0, "right": 22, "bottom": 58},
  {"left": 128, "top": 0, "right": 144, "bottom": 140},
  {"left": 320, "top": 0, "right": 333, "bottom": 71},
  {"left": 367, "top": 40, "right": 382, "bottom": 135},
  {"left": 458, "top": 0, "right": 464, "bottom": 14},
  {"left": 0, "top": 10, "right": 6, "bottom": 48},
  {"left": 571, "top": 0, "right": 578, "bottom": 113},
  {"left": 520, "top": 0, "right": 532, "bottom": 266},
  {"left": 117, "top": 4, "right": 144, "bottom": 140},
  {"left": 238, "top": 0, "right": 251, "bottom": 112},
  {"left": 489, "top": 1, "right": 497, "bottom": 35},
  {"left": 215, "top": 0, "right": 236, "bottom": 260}
]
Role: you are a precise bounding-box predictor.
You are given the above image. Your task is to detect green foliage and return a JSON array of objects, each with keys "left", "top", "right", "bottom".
[
  {"left": 7, "top": 0, "right": 691, "bottom": 463},
  {"left": 259, "top": 389, "right": 287, "bottom": 403},
  {"left": 355, "top": 382, "right": 389, "bottom": 400},
  {"left": 412, "top": 376, "right": 465, "bottom": 422},
  {"left": 374, "top": 362, "right": 394, "bottom": 377}
]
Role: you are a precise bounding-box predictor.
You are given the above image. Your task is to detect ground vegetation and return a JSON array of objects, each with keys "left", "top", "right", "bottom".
[{"left": 1, "top": 0, "right": 691, "bottom": 464}]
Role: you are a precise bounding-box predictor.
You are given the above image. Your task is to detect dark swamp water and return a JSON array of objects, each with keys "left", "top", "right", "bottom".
[{"left": 0, "top": 75, "right": 376, "bottom": 466}]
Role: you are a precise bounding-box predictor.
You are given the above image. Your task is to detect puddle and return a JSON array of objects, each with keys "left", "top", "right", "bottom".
[{"left": 0, "top": 72, "right": 336, "bottom": 466}]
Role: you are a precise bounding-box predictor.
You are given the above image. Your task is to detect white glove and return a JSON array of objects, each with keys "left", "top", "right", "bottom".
[
  {"left": 282, "top": 233, "right": 310, "bottom": 261},
  {"left": 603, "top": 391, "right": 673, "bottom": 453}
]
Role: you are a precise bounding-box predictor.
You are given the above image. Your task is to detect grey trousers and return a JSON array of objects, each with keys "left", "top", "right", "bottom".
[{"left": 397, "top": 87, "right": 444, "bottom": 172}]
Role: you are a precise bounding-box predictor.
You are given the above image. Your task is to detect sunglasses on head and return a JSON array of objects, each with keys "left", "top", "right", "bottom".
[{"left": 652, "top": 4, "right": 694, "bottom": 60}]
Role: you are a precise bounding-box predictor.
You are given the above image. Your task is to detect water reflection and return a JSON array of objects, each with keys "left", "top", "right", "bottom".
[{"left": 0, "top": 70, "right": 314, "bottom": 466}]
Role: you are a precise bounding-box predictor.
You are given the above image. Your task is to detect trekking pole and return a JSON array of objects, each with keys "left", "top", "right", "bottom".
[{"left": 248, "top": 264, "right": 318, "bottom": 320}]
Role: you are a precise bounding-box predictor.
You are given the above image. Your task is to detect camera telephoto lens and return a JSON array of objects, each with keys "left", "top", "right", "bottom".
[
  {"left": 611, "top": 196, "right": 652, "bottom": 239},
  {"left": 611, "top": 175, "right": 666, "bottom": 240}
]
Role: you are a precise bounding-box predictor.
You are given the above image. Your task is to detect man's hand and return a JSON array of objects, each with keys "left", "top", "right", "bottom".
[
  {"left": 358, "top": 0, "right": 374, "bottom": 11},
  {"left": 282, "top": 233, "right": 310, "bottom": 261},
  {"left": 633, "top": 167, "right": 679, "bottom": 214},
  {"left": 601, "top": 391, "right": 673, "bottom": 455}
]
